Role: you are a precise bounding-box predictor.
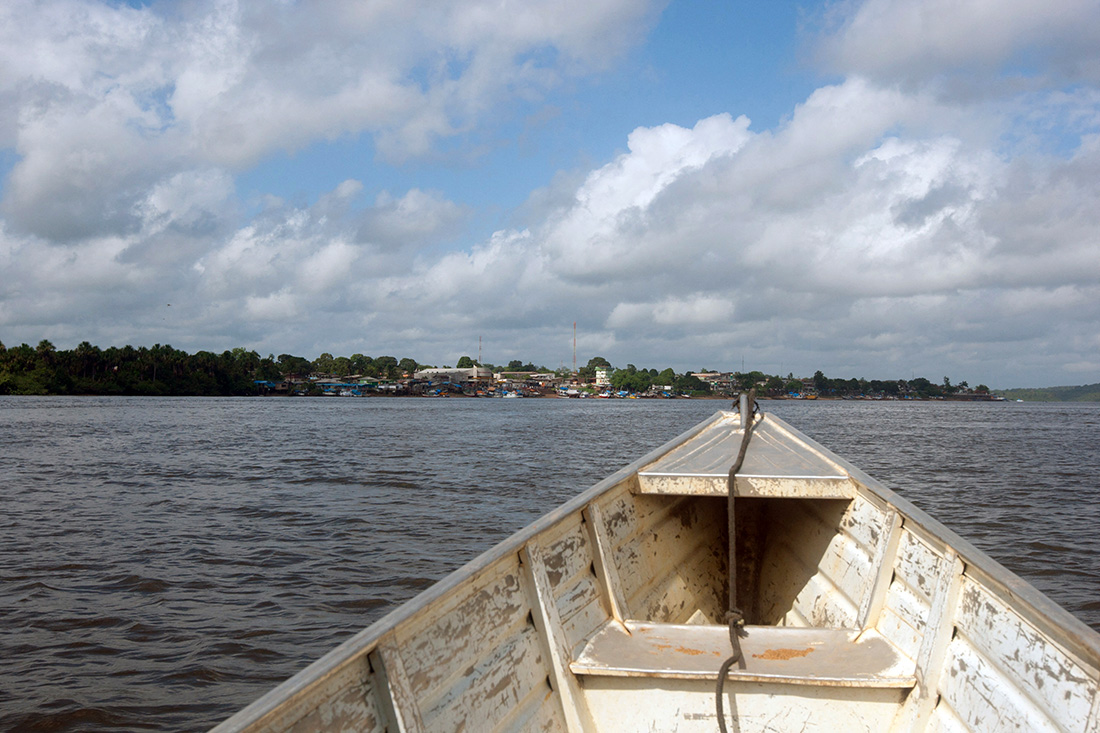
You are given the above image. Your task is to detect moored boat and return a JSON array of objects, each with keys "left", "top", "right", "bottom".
[{"left": 213, "top": 405, "right": 1100, "bottom": 732}]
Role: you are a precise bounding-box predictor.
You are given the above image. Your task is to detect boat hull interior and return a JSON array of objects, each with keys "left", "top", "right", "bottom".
[{"left": 213, "top": 411, "right": 1100, "bottom": 733}]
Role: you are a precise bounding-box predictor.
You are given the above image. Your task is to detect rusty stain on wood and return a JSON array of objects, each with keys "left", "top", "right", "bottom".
[{"left": 753, "top": 647, "right": 816, "bottom": 661}]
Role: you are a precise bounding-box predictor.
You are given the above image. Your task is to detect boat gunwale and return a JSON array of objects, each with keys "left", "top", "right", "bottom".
[{"left": 213, "top": 409, "right": 1100, "bottom": 732}]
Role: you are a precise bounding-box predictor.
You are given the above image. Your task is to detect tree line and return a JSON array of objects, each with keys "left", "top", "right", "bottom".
[
  {"left": 0, "top": 340, "right": 422, "bottom": 396},
  {"left": 573, "top": 358, "right": 992, "bottom": 399},
  {"left": 0, "top": 339, "right": 991, "bottom": 399}
]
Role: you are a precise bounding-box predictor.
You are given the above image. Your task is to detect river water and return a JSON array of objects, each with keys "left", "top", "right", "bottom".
[{"left": 1, "top": 396, "right": 1097, "bottom": 731}]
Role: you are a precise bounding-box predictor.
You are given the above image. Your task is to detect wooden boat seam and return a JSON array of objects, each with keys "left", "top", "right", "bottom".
[{"left": 373, "top": 643, "right": 425, "bottom": 733}]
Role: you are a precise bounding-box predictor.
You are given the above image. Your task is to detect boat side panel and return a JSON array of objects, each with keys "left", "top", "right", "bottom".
[
  {"left": 389, "top": 552, "right": 562, "bottom": 731},
  {"left": 936, "top": 635, "right": 1062, "bottom": 732},
  {"left": 877, "top": 579, "right": 927, "bottom": 660},
  {"left": 418, "top": 623, "right": 551, "bottom": 732},
  {"left": 535, "top": 510, "right": 610, "bottom": 655},
  {"left": 395, "top": 553, "right": 532, "bottom": 700},
  {"left": 598, "top": 486, "right": 727, "bottom": 624},
  {"left": 504, "top": 689, "right": 569, "bottom": 733},
  {"left": 894, "top": 529, "right": 946, "bottom": 604},
  {"left": 933, "top": 576, "right": 1097, "bottom": 731},
  {"left": 248, "top": 656, "right": 384, "bottom": 733},
  {"left": 925, "top": 699, "right": 972, "bottom": 733},
  {"left": 875, "top": 529, "right": 943, "bottom": 660},
  {"left": 873, "top": 518, "right": 1100, "bottom": 732}
]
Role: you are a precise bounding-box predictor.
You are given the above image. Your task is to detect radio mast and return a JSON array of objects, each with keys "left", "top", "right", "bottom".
[{"left": 573, "top": 322, "right": 577, "bottom": 375}]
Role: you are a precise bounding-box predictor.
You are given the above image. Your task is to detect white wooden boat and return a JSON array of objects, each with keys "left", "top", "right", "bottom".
[{"left": 213, "top": 408, "right": 1100, "bottom": 732}]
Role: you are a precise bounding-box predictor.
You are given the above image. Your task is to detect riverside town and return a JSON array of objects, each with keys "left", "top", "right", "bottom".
[{"left": 0, "top": 340, "right": 1003, "bottom": 400}]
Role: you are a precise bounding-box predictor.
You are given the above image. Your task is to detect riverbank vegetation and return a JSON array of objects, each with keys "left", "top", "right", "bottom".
[
  {"left": 1, "top": 339, "right": 1091, "bottom": 399},
  {"left": 0, "top": 341, "right": 420, "bottom": 396},
  {"left": 998, "top": 384, "right": 1100, "bottom": 402}
]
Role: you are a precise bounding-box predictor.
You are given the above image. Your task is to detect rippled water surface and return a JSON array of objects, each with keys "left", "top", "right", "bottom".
[{"left": 2, "top": 396, "right": 1097, "bottom": 731}]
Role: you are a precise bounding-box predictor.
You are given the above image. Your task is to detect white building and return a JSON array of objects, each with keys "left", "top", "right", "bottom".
[{"left": 413, "top": 366, "right": 492, "bottom": 383}]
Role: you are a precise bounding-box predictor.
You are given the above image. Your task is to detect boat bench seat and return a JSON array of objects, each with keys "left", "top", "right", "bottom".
[{"left": 570, "top": 621, "right": 916, "bottom": 688}]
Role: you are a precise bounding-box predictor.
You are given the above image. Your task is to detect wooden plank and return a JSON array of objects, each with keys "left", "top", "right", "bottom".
[
  {"left": 540, "top": 513, "right": 609, "bottom": 650},
  {"left": 791, "top": 570, "right": 860, "bottom": 628},
  {"left": 371, "top": 644, "right": 425, "bottom": 733},
  {"left": 838, "top": 496, "right": 891, "bottom": 556},
  {"left": 876, "top": 582, "right": 926, "bottom": 661},
  {"left": 627, "top": 531, "right": 726, "bottom": 625},
  {"left": 583, "top": 501, "right": 629, "bottom": 623},
  {"left": 815, "top": 533, "right": 875, "bottom": 614},
  {"left": 396, "top": 554, "right": 530, "bottom": 701},
  {"left": 892, "top": 553, "right": 963, "bottom": 733},
  {"left": 582, "top": 676, "right": 906, "bottom": 733},
  {"left": 954, "top": 577, "right": 1096, "bottom": 728},
  {"left": 636, "top": 472, "right": 855, "bottom": 498},
  {"left": 884, "top": 578, "right": 931, "bottom": 642},
  {"left": 759, "top": 539, "right": 817, "bottom": 624},
  {"left": 784, "top": 605, "right": 811, "bottom": 628},
  {"left": 937, "top": 636, "right": 1061, "bottom": 732},
  {"left": 924, "top": 698, "right": 970, "bottom": 733},
  {"left": 612, "top": 500, "right": 725, "bottom": 622},
  {"left": 418, "top": 626, "right": 547, "bottom": 731},
  {"left": 539, "top": 517, "right": 591, "bottom": 590},
  {"left": 1087, "top": 689, "right": 1100, "bottom": 733},
  {"left": 554, "top": 570, "right": 603, "bottom": 625},
  {"left": 503, "top": 684, "right": 569, "bottom": 733},
  {"left": 877, "top": 606, "right": 921, "bottom": 663},
  {"left": 253, "top": 655, "right": 383, "bottom": 733},
  {"left": 894, "top": 529, "right": 945, "bottom": 605},
  {"left": 520, "top": 541, "right": 592, "bottom": 733},
  {"left": 859, "top": 509, "right": 903, "bottom": 628},
  {"left": 560, "top": 583, "right": 611, "bottom": 654},
  {"left": 769, "top": 501, "right": 875, "bottom": 614}
]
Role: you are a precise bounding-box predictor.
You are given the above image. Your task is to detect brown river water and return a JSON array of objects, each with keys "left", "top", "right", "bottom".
[{"left": 1, "top": 396, "right": 1097, "bottom": 731}]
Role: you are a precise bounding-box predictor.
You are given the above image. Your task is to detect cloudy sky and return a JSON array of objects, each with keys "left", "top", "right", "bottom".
[{"left": 2, "top": 0, "right": 1098, "bottom": 388}]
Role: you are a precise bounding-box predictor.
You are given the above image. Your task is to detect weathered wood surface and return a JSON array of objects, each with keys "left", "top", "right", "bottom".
[
  {"left": 756, "top": 496, "right": 893, "bottom": 629},
  {"left": 935, "top": 577, "right": 1097, "bottom": 732},
  {"left": 598, "top": 487, "right": 727, "bottom": 625},
  {"left": 581, "top": 676, "right": 908, "bottom": 733},
  {"left": 252, "top": 655, "right": 383, "bottom": 733},
  {"left": 572, "top": 622, "right": 916, "bottom": 686},
  {"left": 637, "top": 413, "right": 856, "bottom": 498}
]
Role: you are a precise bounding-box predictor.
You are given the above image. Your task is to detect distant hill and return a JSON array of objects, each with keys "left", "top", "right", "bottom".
[{"left": 998, "top": 383, "right": 1100, "bottom": 402}]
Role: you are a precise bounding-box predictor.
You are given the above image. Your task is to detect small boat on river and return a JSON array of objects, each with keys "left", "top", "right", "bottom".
[{"left": 213, "top": 405, "right": 1100, "bottom": 732}]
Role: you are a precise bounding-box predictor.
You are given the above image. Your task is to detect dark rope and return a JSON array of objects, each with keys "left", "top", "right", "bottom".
[{"left": 716, "top": 391, "right": 759, "bottom": 733}]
